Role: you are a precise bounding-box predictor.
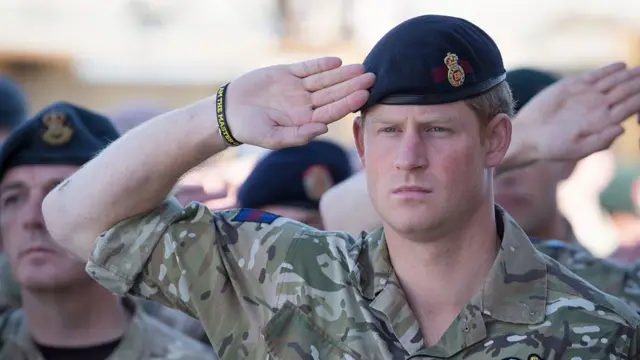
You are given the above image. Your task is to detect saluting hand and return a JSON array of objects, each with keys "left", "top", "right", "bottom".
[
  {"left": 517, "top": 62, "right": 640, "bottom": 161},
  {"left": 224, "top": 57, "right": 375, "bottom": 149}
]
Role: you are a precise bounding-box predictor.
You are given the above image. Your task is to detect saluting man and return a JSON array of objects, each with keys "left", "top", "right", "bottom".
[{"left": 43, "top": 15, "right": 640, "bottom": 360}]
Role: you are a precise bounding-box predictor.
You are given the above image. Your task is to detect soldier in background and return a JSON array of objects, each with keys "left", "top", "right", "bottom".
[
  {"left": 0, "top": 102, "right": 215, "bottom": 359},
  {"left": 494, "top": 68, "right": 581, "bottom": 243},
  {"left": 0, "top": 75, "right": 28, "bottom": 290},
  {"left": 605, "top": 165, "right": 640, "bottom": 263},
  {"left": 236, "top": 139, "right": 352, "bottom": 229},
  {"left": 0, "top": 75, "right": 27, "bottom": 143}
]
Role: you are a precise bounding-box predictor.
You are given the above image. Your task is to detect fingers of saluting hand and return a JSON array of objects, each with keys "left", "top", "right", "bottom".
[
  {"left": 289, "top": 57, "right": 344, "bottom": 78},
  {"left": 303, "top": 63, "right": 366, "bottom": 92},
  {"left": 288, "top": 56, "right": 376, "bottom": 124},
  {"left": 582, "top": 62, "right": 626, "bottom": 86},
  {"left": 593, "top": 63, "right": 633, "bottom": 93},
  {"left": 311, "top": 72, "right": 376, "bottom": 109},
  {"left": 311, "top": 90, "right": 371, "bottom": 124},
  {"left": 605, "top": 67, "right": 640, "bottom": 121},
  {"left": 580, "top": 126, "right": 626, "bottom": 156}
]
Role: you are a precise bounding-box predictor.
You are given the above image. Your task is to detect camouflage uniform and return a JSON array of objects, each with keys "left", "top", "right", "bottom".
[
  {"left": 0, "top": 297, "right": 216, "bottom": 359},
  {"left": 533, "top": 239, "right": 640, "bottom": 312},
  {"left": 138, "top": 299, "right": 209, "bottom": 343},
  {"left": 86, "top": 198, "right": 640, "bottom": 359},
  {"left": 0, "top": 261, "right": 19, "bottom": 314},
  {"left": 0, "top": 255, "right": 211, "bottom": 346}
]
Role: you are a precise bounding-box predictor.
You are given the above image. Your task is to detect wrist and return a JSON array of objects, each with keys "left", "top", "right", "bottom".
[
  {"left": 177, "top": 96, "right": 231, "bottom": 156},
  {"left": 215, "top": 82, "right": 243, "bottom": 147},
  {"left": 511, "top": 116, "right": 541, "bottom": 163}
]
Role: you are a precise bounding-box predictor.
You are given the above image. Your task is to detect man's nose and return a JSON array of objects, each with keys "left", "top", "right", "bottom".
[
  {"left": 394, "top": 130, "right": 428, "bottom": 171},
  {"left": 22, "top": 196, "right": 46, "bottom": 231}
]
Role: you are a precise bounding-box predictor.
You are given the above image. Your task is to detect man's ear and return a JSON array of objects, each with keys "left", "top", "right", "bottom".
[
  {"left": 353, "top": 116, "right": 365, "bottom": 168},
  {"left": 483, "top": 114, "right": 512, "bottom": 168}
]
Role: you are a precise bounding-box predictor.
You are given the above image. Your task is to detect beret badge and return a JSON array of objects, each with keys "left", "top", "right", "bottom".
[
  {"left": 41, "top": 111, "right": 74, "bottom": 146},
  {"left": 444, "top": 52, "right": 465, "bottom": 88}
]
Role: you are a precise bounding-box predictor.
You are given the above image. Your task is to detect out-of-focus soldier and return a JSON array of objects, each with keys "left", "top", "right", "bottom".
[{"left": 0, "top": 102, "right": 216, "bottom": 359}]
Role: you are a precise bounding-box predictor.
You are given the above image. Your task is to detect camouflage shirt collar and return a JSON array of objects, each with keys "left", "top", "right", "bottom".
[
  {"left": 351, "top": 226, "right": 393, "bottom": 300},
  {"left": 479, "top": 206, "right": 547, "bottom": 324},
  {"left": 354, "top": 206, "right": 547, "bottom": 324}
]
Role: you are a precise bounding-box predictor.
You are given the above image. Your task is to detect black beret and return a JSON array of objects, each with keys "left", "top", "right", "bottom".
[
  {"left": 237, "top": 140, "right": 353, "bottom": 210},
  {"left": 360, "top": 15, "right": 506, "bottom": 112},
  {"left": 0, "top": 76, "right": 28, "bottom": 128},
  {"left": 507, "top": 68, "right": 559, "bottom": 113},
  {"left": 0, "top": 101, "right": 120, "bottom": 180}
]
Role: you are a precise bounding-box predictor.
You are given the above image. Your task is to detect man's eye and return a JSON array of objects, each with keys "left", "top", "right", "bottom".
[{"left": 1, "top": 195, "right": 19, "bottom": 207}]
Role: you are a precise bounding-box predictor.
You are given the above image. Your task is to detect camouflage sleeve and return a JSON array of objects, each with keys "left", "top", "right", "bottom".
[
  {"left": 0, "top": 254, "right": 21, "bottom": 311},
  {"left": 86, "top": 198, "right": 306, "bottom": 347},
  {"left": 535, "top": 239, "right": 640, "bottom": 310}
]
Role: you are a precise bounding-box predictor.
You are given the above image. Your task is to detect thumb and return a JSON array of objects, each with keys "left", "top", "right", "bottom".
[{"left": 269, "top": 123, "right": 329, "bottom": 148}]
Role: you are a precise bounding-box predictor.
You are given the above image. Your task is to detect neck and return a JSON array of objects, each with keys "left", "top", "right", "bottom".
[
  {"left": 22, "top": 281, "right": 130, "bottom": 347},
  {"left": 386, "top": 201, "right": 499, "bottom": 314},
  {"left": 532, "top": 210, "right": 573, "bottom": 242}
]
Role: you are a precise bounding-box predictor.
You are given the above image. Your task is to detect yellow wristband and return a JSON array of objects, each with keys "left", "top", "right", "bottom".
[{"left": 216, "top": 82, "right": 242, "bottom": 147}]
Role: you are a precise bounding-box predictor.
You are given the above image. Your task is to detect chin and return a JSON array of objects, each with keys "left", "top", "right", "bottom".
[
  {"left": 16, "top": 265, "right": 88, "bottom": 291},
  {"left": 385, "top": 216, "right": 437, "bottom": 235}
]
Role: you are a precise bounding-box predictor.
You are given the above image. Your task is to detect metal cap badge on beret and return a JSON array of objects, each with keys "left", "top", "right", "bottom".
[
  {"left": 507, "top": 68, "right": 559, "bottom": 113},
  {"left": 0, "top": 101, "right": 120, "bottom": 180},
  {"left": 360, "top": 15, "right": 506, "bottom": 112},
  {"left": 237, "top": 140, "right": 353, "bottom": 210}
]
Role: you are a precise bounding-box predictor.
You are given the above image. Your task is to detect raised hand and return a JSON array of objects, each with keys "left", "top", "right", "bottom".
[
  {"left": 224, "top": 57, "right": 375, "bottom": 149},
  {"left": 516, "top": 62, "right": 640, "bottom": 161}
]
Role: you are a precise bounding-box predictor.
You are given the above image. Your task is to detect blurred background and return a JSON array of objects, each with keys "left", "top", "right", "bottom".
[{"left": 0, "top": 0, "right": 638, "bottom": 256}]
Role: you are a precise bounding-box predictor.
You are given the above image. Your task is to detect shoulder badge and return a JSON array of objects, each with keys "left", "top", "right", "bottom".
[
  {"left": 41, "top": 111, "right": 74, "bottom": 146},
  {"left": 231, "top": 208, "right": 280, "bottom": 224},
  {"left": 444, "top": 52, "right": 465, "bottom": 87},
  {"left": 302, "top": 164, "right": 334, "bottom": 201}
]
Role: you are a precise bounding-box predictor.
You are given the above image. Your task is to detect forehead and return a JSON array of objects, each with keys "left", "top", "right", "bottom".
[
  {"left": 364, "top": 101, "right": 476, "bottom": 123},
  {"left": 0, "top": 165, "right": 78, "bottom": 188}
]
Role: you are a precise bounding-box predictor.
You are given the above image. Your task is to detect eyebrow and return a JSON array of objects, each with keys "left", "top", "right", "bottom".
[
  {"left": 0, "top": 182, "right": 25, "bottom": 193},
  {"left": 368, "top": 116, "right": 456, "bottom": 125},
  {"left": 0, "top": 178, "right": 66, "bottom": 194}
]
